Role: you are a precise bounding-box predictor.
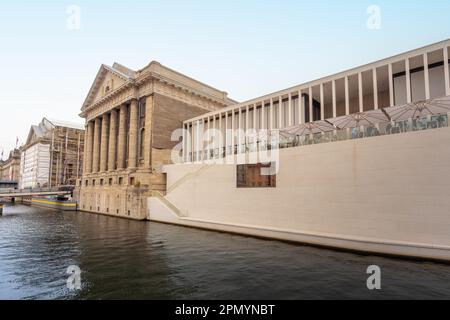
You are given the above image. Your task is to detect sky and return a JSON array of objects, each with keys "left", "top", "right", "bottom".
[{"left": 0, "top": 0, "right": 449, "bottom": 156}]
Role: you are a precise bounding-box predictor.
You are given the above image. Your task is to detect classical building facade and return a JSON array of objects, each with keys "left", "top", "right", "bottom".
[
  {"left": 75, "top": 62, "right": 235, "bottom": 220},
  {"left": 20, "top": 118, "right": 85, "bottom": 189},
  {"left": 0, "top": 149, "right": 21, "bottom": 182}
]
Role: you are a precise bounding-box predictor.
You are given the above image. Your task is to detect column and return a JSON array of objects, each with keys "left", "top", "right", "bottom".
[
  {"left": 82, "top": 123, "right": 88, "bottom": 175},
  {"left": 202, "top": 118, "right": 206, "bottom": 161},
  {"left": 238, "top": 110, "right": 242, "bottom": 154},
  {"left": 108, "top": 109, "right": 118, "bottom": 171},
  {"left": 288, "top": 94, "right": 292, "bottom": 126},
  {"left": 320, "top": 84, "right": 325, "bottom": 120},
  {"left": 261, "top": 101, "right": 269, "bottom": 130},
  {"left": 253, "top": 104, "right": 257, "bottom": 131},
  {"left": 128, "top": 99, "right": 139, "bottom": 169},
  {"left": 444, "top": 47, "right": 450, "bottom": 96},
  {"left": 297, "top": 90, "right": 302, "bottom": 124},
  {"left": 269, "top": 99, "right": 274, "bottom": 130},
  {"left": 278, "top": 97, "right": 283, "bottom": 128},
  {"left": 388, "top": 63, "right": 394, "bottom": 106},
  {"left": 85, "top": 121, "right": 94, "bottom": 174},
  {"left": 117, "top": 104, "right": 127, "bottom": 170},
  {"left": 191, "top": 122, "right": 196, "bottom": 162},
  {"left": 187, "top": 122, "right": 191, "bottom": 161},
  {"left": 191, "top": 122, "right": 195, "bottom": 162},
  {"left": 300, "top": 92, "right": 306, "bottom": 124},
  {"left": 245, "top": 106, "right": 249, "bottom": 151},
  {"left": 332, "top": 81, "right": 337, "bottom": 118},
  {"left": 82, "top": 124, "right": 88, "bottom": 175},
  {"left": 309, "top": 87, "right": 313, "bottom": 122},
  {"left": 245, "top": 106, "right": 249, "bottom": 133},
  {"left": 100, "top": 113, "right": 109, "bottom": 172},
  {"left": 144, "top": 96, "right": 154, "bottom": 168},
  {"left": 206, "top": 117, "right": 210, "bottom": 160},
  {"left": 92, "top": 117, "right": 101, "bottom": 173},
  {"left": 231, "top": 112, "right": 235, "bottom": 155},
  {"left": 358, "top": 73, "right": 364, "bottom": 113},
  {"left": 405, "top": 59, "right": 412, "bottom": 103},
  {"left": 345, "top": 77, "right": 350, "bottom": 115},
  {"left": 196, "top": 120, "right": 201, "bottom": 161},
  {"left": 192, "top": 121, "right": 196, "bottom": 161},
  {"left": 213, "top": 116, "right": 217, "bottom": 158},
  {"left": 211, "top": 116, "right": 215, "bottom": 158},
  {"left": 224, "top": 113, "right": 228, "bottom": 156},
  {"left": 190, "top": 122, "right": 195, "bottom": 162},
  {"left": 373, "top": 69, "right": 379, "bottom": 109},
  {"left": 218, "top": 115, "right": 222, "bottom": 158},
  {"left": 424, "top": 54, "right": 430, "bottom": 100},
  {"left": 182, "top": 123, "right": 186, "bottom": 162}
]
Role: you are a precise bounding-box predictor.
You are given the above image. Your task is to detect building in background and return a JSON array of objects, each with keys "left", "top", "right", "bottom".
[
  {"left": 20, "top": 118, "right": 85, "bottom": 189},
  {"left": 75, "top": 62, "right": 235, "bottom": 220},
  {"left": 0, "top": 149, "right": 21, "bottom": 182}
]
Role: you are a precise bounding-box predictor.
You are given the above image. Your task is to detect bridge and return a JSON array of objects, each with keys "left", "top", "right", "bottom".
[{"left": 0, "top": 187, "right": 73, "bottom": 199}]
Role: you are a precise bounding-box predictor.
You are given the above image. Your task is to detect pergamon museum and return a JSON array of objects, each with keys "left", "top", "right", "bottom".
[
  {"left": 76, "top": 62, "right": 234, "bottom": 220},
  {"left": 1, "top": 0, "right": 450, "bottom": 311}
]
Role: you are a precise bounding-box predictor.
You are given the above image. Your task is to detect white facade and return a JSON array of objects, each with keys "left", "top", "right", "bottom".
[{"left": 19, "top": 143, "right": 50, "bottom": 189}]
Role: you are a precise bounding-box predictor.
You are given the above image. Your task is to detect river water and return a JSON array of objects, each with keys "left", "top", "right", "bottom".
[{"left": 0, "top": 204, "right": 450, "bottom": 300}]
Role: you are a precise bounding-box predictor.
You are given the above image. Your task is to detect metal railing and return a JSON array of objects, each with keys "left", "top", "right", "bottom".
[
  {"left": 0, "top": 186, "right": 73, "bottom": 198},
  {"left": 17, "top": 186, "right": 74, "bottom": 193}
]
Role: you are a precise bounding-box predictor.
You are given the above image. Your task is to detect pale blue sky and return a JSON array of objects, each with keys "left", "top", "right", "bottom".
[{"left": 1, "top": 0, "right": 449, "bottom": 154}]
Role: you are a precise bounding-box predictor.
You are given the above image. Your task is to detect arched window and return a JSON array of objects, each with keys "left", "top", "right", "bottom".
[{"left": 139, "top": 129, "right": 145, "bottom": 160}]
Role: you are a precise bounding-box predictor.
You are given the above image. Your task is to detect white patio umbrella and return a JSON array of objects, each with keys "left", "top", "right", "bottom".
[
  {"left": 280, "top": 120, "right": 336, "bottom": 138},
  {"left": 328, "top": 109, "right": 389, "bottom": 129},
  {"left": 384, "top": 96, "right": 450, "bottom": 121}
]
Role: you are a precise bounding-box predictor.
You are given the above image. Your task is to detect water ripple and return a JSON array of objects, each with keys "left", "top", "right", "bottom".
[{"left": 1, "top": 204, "right": 450, "bottom": 300}]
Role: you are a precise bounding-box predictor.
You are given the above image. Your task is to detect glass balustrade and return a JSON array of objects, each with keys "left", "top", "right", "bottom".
[{"left": 185, "top": 114, "right": 449, "bottom": 162}]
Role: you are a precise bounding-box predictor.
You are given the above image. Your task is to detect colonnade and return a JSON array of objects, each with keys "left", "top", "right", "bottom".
[
  {"left": 182, "top": 45, "right": 450, "bottom": 162},
  {"left": 83, "top": 97, "right": 152, "bottom": 175}
]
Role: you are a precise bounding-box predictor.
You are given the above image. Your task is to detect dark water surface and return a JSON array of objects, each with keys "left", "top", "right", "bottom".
[{"left": 1, "top": 204, "right": 450, "bottom": 300}]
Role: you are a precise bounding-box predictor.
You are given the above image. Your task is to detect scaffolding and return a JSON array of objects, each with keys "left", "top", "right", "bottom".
[
  {"left": 49, "top": 125, "right": 84, "bottom": 188},
  {"left": 20, "top": 118, "right": 85, "bottom": 189}
]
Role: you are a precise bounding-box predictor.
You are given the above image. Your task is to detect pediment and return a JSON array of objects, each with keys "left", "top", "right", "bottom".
[
  {"left": 25, "top": 127, "right": 39, "bottom": 146},
  {"left": 82, "top": 64, "right": 135, "bottom": 111},
  {"left": 25, "top": 119, "right": 53, "bottom": 146}
]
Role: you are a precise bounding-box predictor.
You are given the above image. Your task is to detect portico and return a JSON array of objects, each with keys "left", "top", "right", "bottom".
[{"left": 76, "top": 62, "right": 235, "bottom": 219}]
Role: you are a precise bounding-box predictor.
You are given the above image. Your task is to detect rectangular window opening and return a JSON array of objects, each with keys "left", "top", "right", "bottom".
[{"left": 237, "top": 163, "right": 277, "bottom": 188}]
